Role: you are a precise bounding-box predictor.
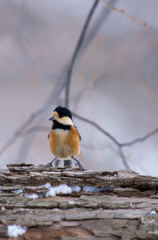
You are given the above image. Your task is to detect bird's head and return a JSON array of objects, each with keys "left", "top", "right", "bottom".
[{"left": 49, "top": 106, "right": 73, "bottom": 125}]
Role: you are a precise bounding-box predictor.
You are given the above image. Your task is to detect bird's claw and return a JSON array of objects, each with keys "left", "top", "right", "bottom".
[{"left": 47, "top": 162, "right": 52, "bottom": 167}]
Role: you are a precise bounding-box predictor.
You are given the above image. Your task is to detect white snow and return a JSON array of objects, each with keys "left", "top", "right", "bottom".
[
  {"left": 12, "top": 189, "right": 23, "bottom": 194},
  {"left": 7, "top": 225, "right": 27, "bottom": 238},
  {"left": 45, "top": 184, "right": 81, "bottom": 197},
  {"left": 150, "top": 210, "right": 156, "bottom": 214},
  {"left": 42, "top": 183, "right": 51, "bottom": 189},
  {"left": 83, "top": 186, "right": 98, "bottom": 192},
  {"left": 25, "top": 194, "right": 38, "bottom": 200},
  {"left": 1, "top": 206, "right": 5, "bottom": 210},
  {"left": 42, "top": 183, "right": 115, "bottom": 197}
]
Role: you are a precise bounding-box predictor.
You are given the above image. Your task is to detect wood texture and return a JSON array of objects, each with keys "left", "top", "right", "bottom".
[{"left": 0, "top": 164, "right": 158, "bottom": 239}]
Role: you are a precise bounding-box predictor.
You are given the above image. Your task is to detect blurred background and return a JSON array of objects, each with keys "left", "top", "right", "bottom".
[{"left": 0, "top": 0, "right": 158, "bottom": 176}]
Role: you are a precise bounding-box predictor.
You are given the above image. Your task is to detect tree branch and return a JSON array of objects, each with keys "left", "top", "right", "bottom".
[
  {"left": 0, "top": 1, "right": 150, "bottom": 171},
  {"left": 1, "top": 111, "right": 158, "bottom": 171},
  {"left": 118, "top": 147, "right": 130, "bottom": 170},
  {"left": 100, "top": 0, "right": 147, "bottom": 26},
  {"left": 65, "top": 0, "right": 99, "bottom": 108},
  {"left": 72, "top": 112, "right": 158, "bottom": 170},
  {"left": 72, "top": 112, "right": 120, "bottom": 146},
  {"left": 0, "top": 77, "right": 66, "bottom": 158},
  {"left": 121, "top": 127, "right": 158, "bottom": 147}
]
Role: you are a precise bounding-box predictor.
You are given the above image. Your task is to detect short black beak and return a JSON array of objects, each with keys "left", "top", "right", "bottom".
[{"left": 49, "top": 116, "right": 55, "bottom": 121}]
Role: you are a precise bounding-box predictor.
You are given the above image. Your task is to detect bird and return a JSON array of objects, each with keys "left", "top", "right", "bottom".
[{"left": 47, "top": 106, "right": 84, "bottom": 170}]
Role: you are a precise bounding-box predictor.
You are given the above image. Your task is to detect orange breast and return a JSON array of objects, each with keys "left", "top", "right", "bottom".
[{"left": 49, "top": 126, "right": 80, "bottom": 159}]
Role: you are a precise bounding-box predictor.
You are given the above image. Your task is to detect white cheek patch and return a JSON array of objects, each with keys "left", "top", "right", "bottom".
[{"left": 58, "top": 117, "right": 73, "bottom": 125}]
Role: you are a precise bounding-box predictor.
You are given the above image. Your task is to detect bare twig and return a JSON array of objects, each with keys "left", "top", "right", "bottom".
[
  {"left": 0, "top": 77, "right": 66, "bottom": 158},
  {"left": 20, "top": 126, "right": 50, "bottom": 137},
  {"left": 100, "top": 0, "right": 147, "bottom": 26},
  {"left": 72, "top": 112, "right": 126, "bottom": 168},
  {"left": 72, "top": 112, "right": 120, "bottom": 146},
  {"left": 72, "top": 75, "right": 97, "bottom": 111},
  {"left": 0, "top": 126, "right": 50, "bottom": 158},
  {"left": 65, "top": 0, "right": 99, "bottom": 108},
  {"left": 1, "top": 110, "right": 158, "bottom": 171},
  {"left": 83, "top": 0, "right": 117, "bottom": 49},
  {"left": 118, "top": 147, "right": 130, "bottom": 170},
  {"left": 0, "top": 0, "right": 150, "bottom": 171},
  {"left": 72, "top": 112, "right": 158, "bottom": 170},
  {"left": 0, "top": 0, "right": 115, "bottom": 163},
  {"left": 16, "top": 77, "right": 66, "bottom": 136},
  {"left": 121, "top": 127, "right": 158, "bottom": 147},
  {"left": 63, "top": 0, "right": 100, "bottom": 168}
]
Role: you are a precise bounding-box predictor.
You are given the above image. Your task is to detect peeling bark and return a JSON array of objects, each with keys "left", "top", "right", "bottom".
[{"left": 0, "top": 164, "right": 158, "bottom": 239}]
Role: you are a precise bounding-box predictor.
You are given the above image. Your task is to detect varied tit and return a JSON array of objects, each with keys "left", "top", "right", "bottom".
[{"left": 47, "top": 106, "right": 84, "bottom": 170}]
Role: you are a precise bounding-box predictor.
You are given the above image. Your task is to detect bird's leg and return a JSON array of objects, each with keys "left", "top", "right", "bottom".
[
  {"left": 72, "top": 157, "right": 84, "bottom": 171},
  {"left": 47, "top": 157, "right": 57, "bottom": 167}
]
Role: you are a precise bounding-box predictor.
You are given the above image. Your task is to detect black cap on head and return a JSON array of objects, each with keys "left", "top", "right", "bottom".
[{"left": 54, "top": 106, "right": 72, "bottom": 119}]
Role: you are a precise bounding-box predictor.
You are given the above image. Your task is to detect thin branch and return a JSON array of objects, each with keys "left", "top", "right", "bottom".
[
  {"left": 65, "top": 0, "right": 99, "bottom": 108},
  {"left": 14, "top": 109, "right": 46, "bottom": 136},
  {"left": 118, "top": 147, "right": 130, "bottom": 170},
  {"left": 0, "top": 77, "right": 66, "bottom": 158},
  {"left": 0, "top": 0, "right": 149, "bottom": 170},
  {"left": 100, "top": 0, "right": 147, "bottom": 26},
  {"left": 73, "top": 112, "right": 158, "bottom": 170},
  {"left": 20, "top": 126, "right": 50, "bottom": 137},
  {"left": 83, "top": 0, "right": 117, "bottom": 49},
  {"left": 0, "top": 127, "right": 49, "bottom": 158},
  {"left": 16, "top": 78, "right": 66, "bottom": 136},
  {"left": 72, "top": 112, "right": 120, "bottom": 146},
  {"left": 72, "top": 75, "right": 97, "bottom": 111},
  {"left": 1, "top": 111, "right": 158, "bottom": 171},
  {"left": 121, "top": 127, "right": 158, "bottom": 147},
  {"left": 63, "top": 0, "right": 100, "bottom": 168},
  {"left": 0, "top": 0, "right": 116, "bottom": 164}
]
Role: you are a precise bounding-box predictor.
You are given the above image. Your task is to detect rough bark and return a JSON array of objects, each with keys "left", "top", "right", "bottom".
[{"left": 0, "top": 164, "right": 158, "bottom": 239}]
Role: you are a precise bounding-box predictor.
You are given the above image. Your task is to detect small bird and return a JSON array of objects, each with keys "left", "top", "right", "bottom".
[{"left": 47, "top": 106, "right": 84, "bottom": 170}]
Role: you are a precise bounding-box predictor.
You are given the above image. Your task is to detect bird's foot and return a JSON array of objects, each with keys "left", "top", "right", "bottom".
[
  {"left": 72, "top": 157, "right": 84, "bottom": 171},
  {"left": 47, "top": 157, "right": 57, "bottom": 167},
  {"left": 78, "top": 163, "right": 84, "bottom": 171},
  {"left": 47, "top": 162, "right": 53, "bottom": 167}
]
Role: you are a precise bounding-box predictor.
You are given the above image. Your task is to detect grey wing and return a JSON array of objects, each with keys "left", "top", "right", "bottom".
[{"left": 74, "top": 125, "right": 81, "bottom": 141}]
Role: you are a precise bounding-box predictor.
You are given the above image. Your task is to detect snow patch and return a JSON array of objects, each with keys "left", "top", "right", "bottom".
[
  {"left": 12, "top": 189, "right": 23, "bottom": 194},
  {"left": 25, "top": 194, "right": 38, "bottom": 200},
  {"left": 42, "top": 183, "right": 51, "bottom": 189},
  {"left": 45, "top": 184, "right": 81, "bottom": 197},
  {"left": 150, "top": 210, "right": 156, "bottom": 215},
  {"left": 42, "top": 183, "right": 114, "bottom": 197},
  {"left": 7, "top": 225, "right": 27, "bottom": 238}
]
